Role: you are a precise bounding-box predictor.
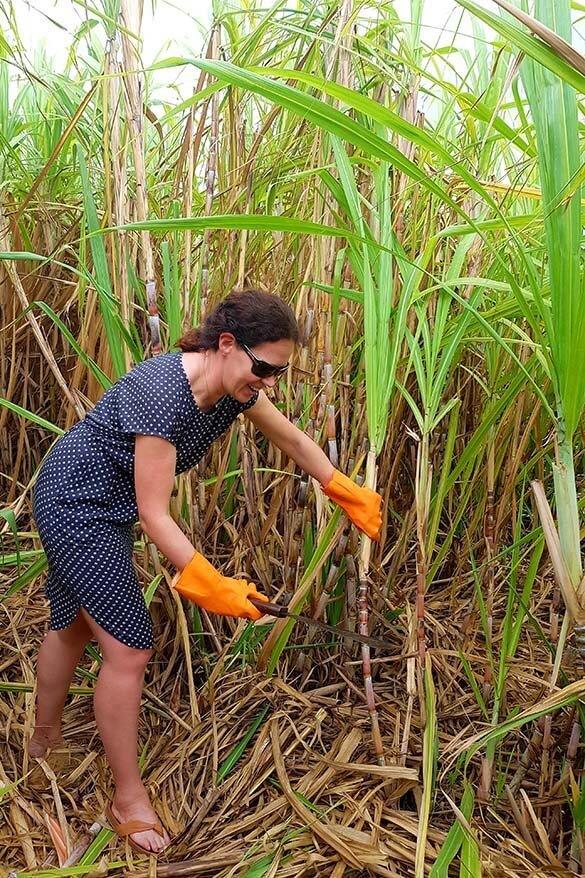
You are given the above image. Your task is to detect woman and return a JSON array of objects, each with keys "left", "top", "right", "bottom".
[{"left": 30, "top": 289, "right": 382, "bottom": 856}]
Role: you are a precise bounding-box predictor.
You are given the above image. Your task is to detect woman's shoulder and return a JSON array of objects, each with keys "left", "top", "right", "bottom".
[
  {"left": 94, "top": 353, "right": 185, "bottom": 411},
  {"left": 115, "top": 352, "right": 183, "bottom": 391},
  {"left": 88, "top": 352, "right": 187, "bottom": 440},
  {"left": 125, "top": 351, "right": 180, "bottom": 378}
]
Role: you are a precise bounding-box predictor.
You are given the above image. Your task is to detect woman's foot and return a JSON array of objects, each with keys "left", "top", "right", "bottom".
[
  {"left": 27, "top": 726, "right": 66, "bottom": 758},
  {"left": 109, "top": 792, "right": 171, "bottom": 854}
]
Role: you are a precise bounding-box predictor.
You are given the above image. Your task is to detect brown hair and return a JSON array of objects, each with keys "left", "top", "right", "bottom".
[{"left": 176, "top": 289, "right": 300, "bottom": 352}]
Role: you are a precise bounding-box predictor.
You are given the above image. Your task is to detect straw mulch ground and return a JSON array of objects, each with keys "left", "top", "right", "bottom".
[{"left": 2, "top": 558, "right": 581, "bottom": 878}]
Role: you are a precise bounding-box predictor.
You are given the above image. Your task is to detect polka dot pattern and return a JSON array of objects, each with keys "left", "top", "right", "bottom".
[{"left": 32, "top": 352, "right": 258, "bottom": 649}]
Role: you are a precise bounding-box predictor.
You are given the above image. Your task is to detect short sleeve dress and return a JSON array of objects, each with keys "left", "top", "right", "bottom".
[{"left": 32, "top": 352, "right": 259, "bottom": 649}]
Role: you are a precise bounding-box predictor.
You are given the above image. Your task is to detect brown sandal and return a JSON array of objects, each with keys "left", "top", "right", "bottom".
[{"left": 105, "top": 801, "right": 170, "bottom": 857}]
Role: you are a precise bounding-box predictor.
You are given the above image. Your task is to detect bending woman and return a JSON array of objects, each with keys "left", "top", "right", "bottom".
[{"left": 30, "top": 289, "right": 382, "bottom": 855}]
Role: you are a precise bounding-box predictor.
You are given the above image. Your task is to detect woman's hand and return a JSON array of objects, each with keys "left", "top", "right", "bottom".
[
  {"left": 171, "top": 552, "right": 269, "bottom": 620},
  {"left": 321, "top": 469, "right": 383, "bottom": 540}
]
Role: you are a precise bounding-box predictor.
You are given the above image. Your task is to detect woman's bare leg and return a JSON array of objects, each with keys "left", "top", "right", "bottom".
[
  {"left": 29, "top": 610, "right": 93, "bottom": 757},
  {"left": 78, "top": 607, "right": 170, "bottom": 853}
]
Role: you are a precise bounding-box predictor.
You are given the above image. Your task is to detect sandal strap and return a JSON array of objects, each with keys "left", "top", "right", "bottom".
[{"left": 115, "top": 817, "right": 164, "bottom": 836}]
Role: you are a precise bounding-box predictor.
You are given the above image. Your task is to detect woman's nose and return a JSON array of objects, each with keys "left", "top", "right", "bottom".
[{"left": 262, "top": 375, "right": 277, "bottom": 388}]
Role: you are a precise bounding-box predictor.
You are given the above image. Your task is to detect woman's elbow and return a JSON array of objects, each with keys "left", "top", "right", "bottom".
[
  {"left": 138, "top": 515, "right": 152, "bottom": 536},
  {"left": 138, "top": 511, "right": 168, "bottom": 537}
]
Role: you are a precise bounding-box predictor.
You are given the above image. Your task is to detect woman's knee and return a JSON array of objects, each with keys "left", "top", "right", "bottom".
[
  {"left": 98, "top": 635, "right": 153, "bottom": 673},
  {"left": 101, "top": 639, "right": 153, "bottom": 671}
]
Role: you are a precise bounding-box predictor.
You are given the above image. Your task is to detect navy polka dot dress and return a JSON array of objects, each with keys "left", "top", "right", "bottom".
[{"left": 32, "top": 352, "right": 259, "bottom": 649}]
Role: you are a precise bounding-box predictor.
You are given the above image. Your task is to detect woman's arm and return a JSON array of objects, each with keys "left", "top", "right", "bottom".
[
  {"left": 245, "top": 391, "right": 382, "bottom": 540},
  {"left": 134, "top": 434, "right": 196, "bottom": 571},
  {"left": 135, "top": 434, "right": 269, "bottom": 617},
  {"left": 244, "top": 391, "right": 334, "bottom": 485}
]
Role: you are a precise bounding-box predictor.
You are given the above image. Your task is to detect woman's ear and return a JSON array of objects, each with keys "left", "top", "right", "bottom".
[{"left": 217, "top": 332, "right": 237, "bottom": 355}]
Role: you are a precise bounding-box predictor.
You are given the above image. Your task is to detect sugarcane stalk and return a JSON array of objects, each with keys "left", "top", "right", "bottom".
[
  {"left": 61, "top": 823, "right": 103, "bottom": 867},
  {"left": 322, "top": 316, "right": 339, "bottom": 469},
  {"left": 181, "top": 98, "right": 196, "bottom": 316},
  {"left": 0, "top": 208, "right": 85, "bottom": 419},
  {"left": 541, "top": 581, "right": 563, "bottom": 823},
  {"left": 237, "top": 158, "right": 253, "bottom": 289},
  {"left": 176, "top": 45, "right": 213, "bottom": 316},
  {"left": 358, "top": 447, "right": 384, "bottom": 765},
  {"left": 238, "top": 418, "right": 268, "bottom": 588},
  {"left": 295, "top": 302, "right": 313, "bottom": 418},
  {"left": 482, "top": 431, "right": 495, "bottom": 699},
  {"left": 345, "top": 552, "right": 357, "bottom": 636},
  {"left": 313, "top": 302, "right": 324, "bottom": 391},
  {"left": 318, "top": 0, "right": 351, "bottom": 481},
  {"left": 103, "top": 35, "right": 131, "bottom": 373},
  {"left": 532, "top": 479, "right": 585, "bottom": 664},
  {"left": 415, "top": 434, "right": 432, "bottom": 669},
  {"left": 412, "top": 431, "right": 437, "bottom": 877},
  {"left": 189, "top": 27, "right": 222, "bottom": 537},
  {"left": 122, "top": 852, "right": 246, "bottom": 878},
  {"left": 199, "top": 24, "right": 220, "bottom": 320},
  {"left": 339, "top": 344, "right": 354, "bottom": 466},
  {"left": 503, "top": 435, "right": 585, "bottom": 802},
  {"left": 542, "top": 431, "right": 584, "bottom": 868},
  {"left": 119, "top": 0, "right": 159, "bottom": 355},
  {"left": 393, "top": 73, "right": 420, "bottom": 243},
  {"left": 540, "top": 713, "right": 553, "bottom": 799},
  {"left": 509, "top": 716, "right": 545, "bottom": 795},
  {"left": 478, "top": 431, "right": 495, "bottom": 801}
]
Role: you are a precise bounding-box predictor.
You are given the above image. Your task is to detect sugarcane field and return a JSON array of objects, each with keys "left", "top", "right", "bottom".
[{"left": 1, "top": 0, "right": 585, "bottom": 875}]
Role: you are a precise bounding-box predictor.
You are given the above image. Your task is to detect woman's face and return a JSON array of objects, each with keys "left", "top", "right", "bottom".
[{"left": 219, "top": 334, "right": 294, "bottom": 402}]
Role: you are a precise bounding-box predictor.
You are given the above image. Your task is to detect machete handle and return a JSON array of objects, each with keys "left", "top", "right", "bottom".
[{"left": 248, "top": 596, "right": 289, "bottom": 617}]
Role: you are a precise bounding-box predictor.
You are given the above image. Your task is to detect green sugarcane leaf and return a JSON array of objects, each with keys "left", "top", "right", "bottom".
[
  {"left": 266, "top": 507, "right": 343, "bottom": 675},
  {"left": 415, "top": 659, "right": 438, "bottom": 878},
  {"left": 102, "top": 214, "right": 372, "bottom": 250},
  {"left": 77, "top": 829, "right": 118, "bottom": 866},
  {"left": 15, "top": 862, "right": 127, "bottom": 878},
  {"left": 460, "top": 819, "right": 482, "bottom": 877},
  {"left": 0, "top": 555, "right": 48, "bottom": 601},
  {"left": 216, "top": 704, "right": 271, "bottom": 782},
  {"left": 519, "top": 1, "right": 585, "bottom": 441},
  {"left": 0, "top": 399, "right": 64, "bottom": 435},
  {"left": 455, "top": 679, "right": 585, "bottom": 768},
  {"left": 77, "top": 143, "right": 127, "bottom": 379},
  {"left": 144, "top": 573, "right": 164, "bottom": 608},
  {"left": 32, "top": 301, "right": 112, "bottom": 391},
  {"left": 0, "top": 549, "right": 45, "bottom": 566},
  {"left": 429, "top": 783, "right": 475, "bottom": 877},
  {"left": 456, "top": 0, "right": 585, "bottom": 93},
  {"left": 0, "top": 508, "right": 21, "bottom": 572},
  {"left": 458, "top": 649, "right": 489, "bottom": 721}
]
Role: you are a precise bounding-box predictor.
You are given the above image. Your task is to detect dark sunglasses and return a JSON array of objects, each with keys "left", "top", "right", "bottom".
[{"left": 238, "top": 340, "right": 289, "bottom": 379}]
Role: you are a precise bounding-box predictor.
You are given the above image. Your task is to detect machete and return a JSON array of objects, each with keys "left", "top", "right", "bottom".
[{"left": 248, "top": 596, "right": 393, "bottom": 649}]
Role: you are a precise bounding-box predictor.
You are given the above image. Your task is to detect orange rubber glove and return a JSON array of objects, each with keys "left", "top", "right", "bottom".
[
  {"left": 322, "top": 469, "right": 382, "bottom": 541},
  {"left": 170, "top": 551, "right": 269, "bottom": 621}
]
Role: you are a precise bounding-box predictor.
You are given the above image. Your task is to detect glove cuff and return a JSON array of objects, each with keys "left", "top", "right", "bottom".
[
  {"left": 322, "top": 468, "right": 355, "bottom": 503},
  {"left": 172, "top": 551, "right": 222, "bottom": 590}
]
